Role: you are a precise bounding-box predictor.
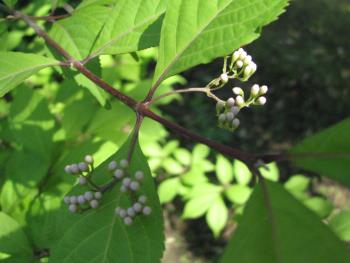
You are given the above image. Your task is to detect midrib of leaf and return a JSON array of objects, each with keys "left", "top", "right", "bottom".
[
  {"left": 0, "top": 62, "right": 58, "bottom": 82},
  {"left": 260, "top": 180, "right": 283, "bottom": 263},
  {"left": 90, "top": 10, "right": 164, "bottom": 58}
]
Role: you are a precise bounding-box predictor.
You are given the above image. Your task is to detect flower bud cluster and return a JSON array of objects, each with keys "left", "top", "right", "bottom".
[
  {"left": 107, "top": 159, "right": 151, "bottom": 225},
  {"left": 249, "top": 84, "right": 268, "bottom": 105},
  {"left": 64, "top": 155, "right": 93, "bottom": 175},
  {"left": 115, "top": 195, "right": 152, "bottom": 225},
  {"left": 64, "top": 191, "right": 103, "bottom": 213},
  {"left": 216, "top": 98, "right": 241, "bottom": 131},
  {"left": 230, "top": 48, "right": 257, "bottom": 81}
]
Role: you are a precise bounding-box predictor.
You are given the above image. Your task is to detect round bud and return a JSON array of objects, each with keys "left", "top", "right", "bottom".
[
  {"left": 259, "top": 85, "right": 268, "bottom": 95},
  {"left": 77, "top": 195, "right": 86, "bottom": 204},
  {"left": 90, "top": 199, "right": 99, "bottom": 209},
  {"left": 70, "top": 196, "right": 77, "bottom": 204},
  {"left": 120, "top": 159, "right": 129, "bottom": 168},
  {"left": 256, "top": 96, "right": 267, "bottom": 105},
  {"left": 250, "top": 84, "right": 260, "bottom": 96},
  {"left": 238, "top": 48, "right": 244, "bottom": 53},
  {"left": 94, "top": 192, "right": 102, "bottom": 200},
  {"left": 139, "top": 195, "right": 147, "bottom": 204},
  {"left": 127, "top": 207, "right": 136, "bottom": 217},
  {"left": 232, "top": 51, "right": 240, "bottom": 61},
  {"left": 69, "top": 204, "right": 78, "bottom": 213},
  {"left": 84, "top": 191, "right": 94, "bottom": 201},
  {"left": 236, "top": 60, "right": 243, "bottom": 68},
  {"left": 124, "top": 217, "right": 133, "bottom": 226},
  {"left": 142, "top": 206, "right": 152, "bottom": 216},
  {"left": 218, "top": 113, "right": 226, "bottom": 123},
  {"left": 78, "top": 162, "right": 89, "bottom": 172},
  {"left": 220, "top": 73, "right": 229, "bottom": 83},
  {"left": 114, "top": 169, "right": 124, "bottom": 179},
  {"left": 70, "top": 164, "right": 79, "bottom": 174},
  {"left": 130, "top": 181, "right": 140, "bottom": 191},
  {"left": 250, "top": 62, "right": 257, "bottom": 72},
  {"left": 239, "top": 50, "right": 247, "bottom": 60},
  {"left": 226, "top": 97, "right": 235, "bottom": 107},
  {"left": 118, "top": 209, "right": 127, "bottom": 218},
  {"left": 232, "top": 118, "right": 240, "bottom": 128},
  {"left": 235, "top": 96, "right": 245, "bottom": 106},
  {"left": 120, "top": 185, "right": 127, "bottom": 193},
  {"left": 133, "top": 202, "right": 142, "bottom": 213},
  {"left": 244, "top": 65, "right": 253, "bottom": 78},
  {"left": 244, "top": 55, "right": 252, "bottom": 64},
  {"left": 78, "top": 176, "right": 87, "bottom": 185},
  {"left": 231, "top": 106, "right": 239, "bottom": 115},
  {"left": 226, "top": 112, "right": 234, "bottom": 121},
  {"left": 216, "top": 101, "right": 225, "bottom": 112},
  {"left": 64, "top": 165, "right": 72, "bottom": 174},
  {"left": 108, "top": 160, "right": 118, "bottom": 171},
  {"left": 135, "top": 171, "right": 144, "bottom": 181},
  {"left": 64, "top": 196, "right": 70, "bottom": 204},
  {"left": 115, "top": 207, "right": 121, "bottom": 216},
  {"left": 84, "top": 155, "right": 94, "bottom": 164},
  {"left": 122, "top": 177, "right": 131, "bottom": 187},
  {"left": 232, "top": 87, "right": 243, "bottom": 96}
]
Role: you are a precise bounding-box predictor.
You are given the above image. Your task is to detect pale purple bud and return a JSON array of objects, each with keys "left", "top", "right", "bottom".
[
  {"left": 135, "top": 171, "right": 144, "bottom": 181},
  {"left": 142, "top": 206, "right": 152, "bottom": 216},
  {"left": 69, "top": 204, "right": 78, "bottom": 213},
  {"left": 90, "top": 199, "right": 99, "bottom": 209},
  {"left": 84, "top": 191, "right": 94, "bottom": 201},
  {"left": 108, "top": 161, "right": 118, "bottom": 171}
]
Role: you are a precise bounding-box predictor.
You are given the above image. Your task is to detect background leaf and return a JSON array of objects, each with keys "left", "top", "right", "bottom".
[
  {"left": 216, "top": 155, "right": 233, "bottom": 185},
  {"left": 220, "top": 181, "right": 350, "bottom": 263},
  {"left": 206, "top": 197, "right": 228, "bottom": 237},
  {"left": 329, "top": 211, "right": 350, "bottom": 241},
  {"left": 290, "top": 118, "right": 350, "bottom": 187}
]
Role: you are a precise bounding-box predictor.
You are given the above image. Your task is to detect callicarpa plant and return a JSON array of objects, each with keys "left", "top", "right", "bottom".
[{"left": 0, "top": 0, "right": 350, "bottom": 263}]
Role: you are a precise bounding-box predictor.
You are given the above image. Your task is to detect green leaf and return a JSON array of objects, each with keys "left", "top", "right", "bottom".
[
  {"left": 158, "top": 178, "right": 180, "bottom": 204},
  {"left": 259, "top": 162, "right": 279, "bottom": 182},
  {"left": 50, "top": 138, "right": 164, "bottom": 263},
  {"left": 174, "top": 148, "right": 191, "bottom": 166},
  {"left": 0, "top": 52, "right": 59, "bottom": 97},
  {"left": 153, "top": 0, "right": 289, "bottom": 85},
  {"left": 233, "top": 159, "right": 252, "bottom": 185},
  {"left": 216, "top": 155, "right": 233, "bottom": 185},
  {"left": 0, "top": 212, "right": 33, "bottom": 262},
  {"left": 220, "top": 181, "right": 350, "bottom": 263},
  {"left": 192, "top": 144, "right": 210, "bottom": 162},
  {"left": 206, "top": 197, "right": 228, "bottom": 237},
  {"left": 225, "top": 184, "right": 252, "bottom": 205},
  {"left": 162, "top": 158, "right": 184, "bottom": 174},
  {"left": 329, "top": 211, "right": 350, "bottom": 241},
  {"left": 3, "top": 0, "right": 17, "bottom": 7},
  {"left": 284, "top": 174, "right": 310, "bottom": 193},
  {"left": 303, "top": 197, "right": 333, "bottom": 219},
  {"left": 182, "top": 192, "right": 219, "bottom": 219},
  {"left": 290, "top": 118, "right": 350, "bottom": 187}
]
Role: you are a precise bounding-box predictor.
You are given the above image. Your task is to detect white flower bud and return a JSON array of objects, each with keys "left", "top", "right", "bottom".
[
  {"left": 142, "top": 206, "right": 152, "bottom": 216},
  {"left": 244, "top": 65, "right": 253, "bottom": 78},
  {"left": 114, "top": 169, "right": 124, "bottom": 179},
  {"left": 238, "top": 48, "right": 244, "bottom": 53},
  {"left": 135, "top": 171, "right": 144, "bottom": 181},
  {"left": 78, "top": 176, "right": 87, "bottom": 185},
  {"left": 232, "top": 87, "right": 243, "bottom": 96},
  {"left": 69, "top": 204, "right": 78, "bottom": 213},
  {"left": 139, "top": 195, "right": 147, "bottom": 204},
  {"left": 94, "top": 192, "right": 102, "bottom": 200},
  {"left": 124, "top": 217, "right": 133, "bottom": 226},
  {"left": 108, "top": 161, "right": 118, "bottom": 171},
  {"left": 133, "top": 202, "right": 142, "bottom": 212},
  {"left": 130, "top": 181, "right": 140, "bottom": 191},
  {"left": 235, "top": 95, "right": 245, "bottom": 106},
  {"left": 84, "top": 191, "right": 93, "bottom": 201},
  {"left": 70, "top": 164, "right": 79, "bottom": 174},
  {"left": 120, "top": 185, "right": 127, "bottom": 193},
  {"left": 78, "top": 162, "right": 89, "bottom": 172},
  {"left": 64, "top": 196, "right": 70, "bottom": 204},
  {"left": 218, "top": 113, "right": 226, "bottom": 123},
  {"left": 216, "top": 101, "right": 225, "bottom": 112},
  {"left": 220, "top": 73, "right": 229, "bottom": 83},
  {"left": 122, "top": 177, "right": 131, "bottom": 187},
  {"left": 70, "top": 196, "right": 77, "bottom": 204},
  {"left": 239, "top": 50, "right": 247, "bottom": 60},
  {"left": 236, "top": 60, "right": 243, "bottom": 68},
  {"left": 226, "top": 112, "right": 234, "bottom": 121},
  {"left": 64, "top": 165, "right": 72, "bottom": 174},
  {"left": 226, "top": 97, "right": 235, "bottom": 107},
  {"left": 250, "top": 84, "right": 260, "bottom": 96},
  {"left": 84, "top": 155, "right": 94, "bottom": 164},
  {"left": 77, "top": 195, "right": 86, "bottom": 204},
  {"left": 244, "top": 55, "right": 252, "bottom": 64},
  {"left": 232, "top": 51, "right": 240, "bottom": 61},
  {"left": 118, "top": 209, "right": 127, "bottom": 218},
  {"left": 90, "top": 199, "right": 99, "bottom": 209},
  {"left": 250, "top": 62, "right": 257, "bottom": 72},
  {"left": 120, "top": 159, "right": 129, "bottom": 168},
  {"left": 256, "top": 96, "right": 267, "bottom": 105},
  {"left": 127, "top": 207, "right": 136, "bottom": 217},
  {"left": 231, "top": 106, "right": 239, "bottom": 115},
  {"left": 232, "top": 118, "right": 240, "bottom": 128},
  {"left": 259, "top": 85, "right": 268, "bottom": 95}
]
